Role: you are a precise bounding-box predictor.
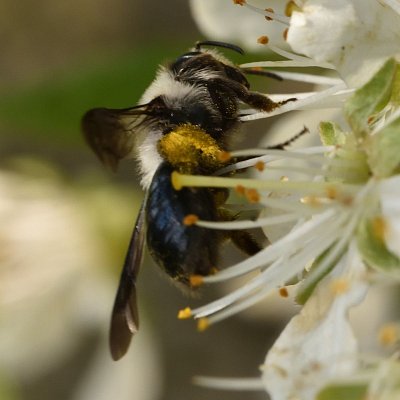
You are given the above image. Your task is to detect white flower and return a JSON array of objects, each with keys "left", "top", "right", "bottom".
[
  {"left": 379, "top": 175, "right": 400, "bottom": 259},
  {"left": 262, "top": 242, "right": 368, "bottom": 400},
  {"left": 182, "top": 1, "right": 400, "bottom": 394},
  {"left": 187, "top": 1, "right": 400, "bottom": 398},
  {"left": 367, "top": 355, "right": 400, "bottom": 400},
  {"left": 0, "top": 165, "right": 162, "bottom": 400},
  {"left": 191, "top": 0, "right": 400, "bottom": 90},
  {"left": 189, "top": 0, "right": 288, "bottom": 51},
  {"left": 287, "top": 0, "right": 400, "bottom": 88}
]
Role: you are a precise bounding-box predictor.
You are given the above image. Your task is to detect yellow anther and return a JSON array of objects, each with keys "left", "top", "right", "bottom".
[
  {"left": 197, "top": 318, "right": 210, "bottom": 332},
  {"left": 177, "top": 307, "right": 192, "bottom": 320}
]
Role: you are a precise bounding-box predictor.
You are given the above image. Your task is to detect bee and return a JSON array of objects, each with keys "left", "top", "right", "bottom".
[{"left": 82, "top": 41, "right": 288, "bottom": 360}]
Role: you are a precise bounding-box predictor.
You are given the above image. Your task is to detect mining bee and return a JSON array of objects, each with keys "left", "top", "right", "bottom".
[{"left": 82, "top": 41, "right": 288, "bottom": 360}]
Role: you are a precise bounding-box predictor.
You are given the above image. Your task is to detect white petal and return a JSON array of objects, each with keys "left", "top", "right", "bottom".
[
  {"left": 262, "top": 243, "right": 368, "bottom": 400},
  {"left": 189, "top": 0, "right": 287, "bottom": 51},
  {"left": 367, "top": 356, "right": 400, "bottom": 400},
  {"left": 379, "top": 175, "right": 400, "bottom": 258},
  {"left": 287, "top": 0, "right": 400, "bottom": 88}
]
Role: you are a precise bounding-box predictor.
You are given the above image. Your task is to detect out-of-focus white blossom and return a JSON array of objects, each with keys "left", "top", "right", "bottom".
[{"left": 0, "top": 163, "right": 162, "bottom": 400}]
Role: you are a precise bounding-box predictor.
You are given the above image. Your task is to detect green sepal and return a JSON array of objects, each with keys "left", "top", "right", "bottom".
[
  {"left": 317, "top": 383, "right": 367, "bottom": 400},
  {"left": 357, "top": 217, "right": 400, "bottom": 274},
  {"left": 367, "top": 115, "right": 400, "bottom": 178},
  {"left": 295, "top": 248, "right": 338, "bottom": 305},
  {"left": 345, "top": 58, "right": 397, "bottom": 137},
  {"left": 319, "top": 121, "right": 346, "bottom": 146},
  {"left": 390, "top": 63, "right": 400, "bottom": 106}
]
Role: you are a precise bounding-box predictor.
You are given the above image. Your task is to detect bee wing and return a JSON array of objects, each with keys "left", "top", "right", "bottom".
[
  {"left": 81, "top": 104, "right": 148, "bottom": 171},
  {"left": 109, "top": 198, "right": 147, "bottom": 361}
]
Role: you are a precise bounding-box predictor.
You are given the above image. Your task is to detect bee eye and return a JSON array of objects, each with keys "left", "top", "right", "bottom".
[{"left": 147, "top": 96, "right": 167, "bottom": 115}]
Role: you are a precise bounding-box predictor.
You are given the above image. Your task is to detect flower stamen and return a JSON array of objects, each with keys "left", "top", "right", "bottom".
[{"left": 237, "top": 2, "right": 290, "bottom": 25}]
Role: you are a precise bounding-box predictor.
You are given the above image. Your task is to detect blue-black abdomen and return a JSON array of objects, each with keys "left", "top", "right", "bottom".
[{"left": 146, "top": 162, "right": 221, "bottom": 284}]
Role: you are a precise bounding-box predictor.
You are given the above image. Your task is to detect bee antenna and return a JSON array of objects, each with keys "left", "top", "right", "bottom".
[
  {"left": 242, "top": 68, "right": 283, "bottom": 82},
  {"left": 195, "top": 40, "right": 245, "bottom": 55},
  {"left": 265, "top": 126, "right": 310, "bottom": 150}
]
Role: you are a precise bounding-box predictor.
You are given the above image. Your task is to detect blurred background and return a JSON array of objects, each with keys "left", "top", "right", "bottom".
[
  {"left": 2, "top": 2, "right": 397, "bottom": 400},
  {"left": 0, "top": 1, "right": 294, "bottom": 400}
]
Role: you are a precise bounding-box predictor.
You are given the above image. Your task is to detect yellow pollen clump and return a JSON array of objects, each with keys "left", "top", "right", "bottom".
[
  {"left": 254, "top": 160, "right": 265, "bottom": 171},
  {"left": 264, "top": 7, "right": 274, "bottom": 21},
  {"left": 279, "top": 287, "right": 289, "bottom": 298},
  {"left": 189, "top": 274, "right": 204, "bottom": 288},
  {"left": 183, "top": 214, "right": 199, "bottom": 226},
  {"left": 378, "top": 323, "right": 399, "bottom": 346},
  {"left": 218, "top": 151, "right": 232, "bottom": 162},
  {"left": 326, "top": 186, "right": 337, "bottom": 199},
  {"left": 235, "top": 185, "right": 246, "bottom": 196},
  {"left": 245, "top": 188, "right": 260, "bottom": 203},
  {"left": 197, "top": 318, "right": 210, "bottom": 332},
  {"left": 372, "top": 216, "right": 387, "bottom": 243},
  {"left": 257, "top": 35, "right": 269, "bottom": 45},
  {"left": 178, "top": 307, "right": 192, "bottom": 320},
  {"left": 330, "top": 278, "right": 350, "bottom": 295},
  {"left": 233, "top": 0, "right": 246, "bottom": 5}
]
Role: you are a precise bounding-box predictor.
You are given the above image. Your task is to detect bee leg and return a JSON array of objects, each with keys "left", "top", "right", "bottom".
[
  {"left": 242, "top": 91, "right": 296, "bottom": 112},
  {"left": 208, "top": 77, "right": 296, "bottom": 113},
  {"left": 229, "top": 230, "right": 263, "bottom": 256},
  {"left": 217, "top": 208, "right": 264, "bottom": 255}
]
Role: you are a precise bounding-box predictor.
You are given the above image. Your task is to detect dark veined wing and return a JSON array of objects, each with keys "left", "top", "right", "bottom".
[
  {"left": 109, "top": 197, "right": 147, "bottom": 361},
  {"left": 81, "top": 104, "right": 149, "bottom": 171}
]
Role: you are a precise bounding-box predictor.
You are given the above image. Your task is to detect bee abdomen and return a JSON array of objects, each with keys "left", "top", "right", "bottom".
[{"left": 146, "top": 162, "right": 220, "bottom": 284}]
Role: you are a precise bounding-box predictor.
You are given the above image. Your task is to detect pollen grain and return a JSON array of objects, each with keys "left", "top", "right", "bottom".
[
  {"left": 235, "top": 184, "right": 246, "bottom": 196},
  {"left": 326, "top": 185, "right": 337, "bottom": 200},
  {"left": 279, "top": 287, "right": 289, "bottom": 298},
  {"left": 218, "top": 151, "right": 232, "bottom": 162},
  {"left": 330, "top": 278, "right": 350, "bottom": 295},
  {"left": 283, "top": 28, "right": 289, "bottom": 41},
  {"left": 183, "top": 214, "right": 199, "bottom": 226},
  {"left": 257, "top": 36, "right": 269, "bottom": 45},
  {"left": 245, "top": 188, "right": 260, "bottom": 203},
  {"left": 189, "top": 274, "right": 204, "bottom": 288},
  {"left": 254, "top": 160, "right": 265, "bottom": 171},
  {"left": 378, "top": 323, "right": 399, "bottom": 347},
  {"left": 197, "top": 318, "right": 210, "bottom": 332},
  {"left": 178, "top": 307, "right": 192, "bottom": 320},
  {"left": 264, "top": 8, "right": 274, "bottom": 21}
]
